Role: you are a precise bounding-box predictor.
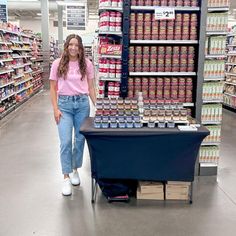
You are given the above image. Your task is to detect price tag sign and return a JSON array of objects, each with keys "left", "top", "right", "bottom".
[{"left": 154, "top": 7, "right": 175, "bottom": 20}]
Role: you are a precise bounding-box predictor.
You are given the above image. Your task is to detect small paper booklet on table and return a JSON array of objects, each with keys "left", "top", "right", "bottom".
[{"left": 178, "top": 125, "right": 198, "bottom": 131}]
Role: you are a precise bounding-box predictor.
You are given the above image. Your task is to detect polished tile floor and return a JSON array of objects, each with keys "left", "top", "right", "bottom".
[{"left": 0, "top": 90, "right": 236, "bottom": 236}]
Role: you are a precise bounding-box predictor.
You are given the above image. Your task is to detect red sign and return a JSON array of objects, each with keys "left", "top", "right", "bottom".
[{"left": 99, "top": 44, "right": 122, "bottom": 56}]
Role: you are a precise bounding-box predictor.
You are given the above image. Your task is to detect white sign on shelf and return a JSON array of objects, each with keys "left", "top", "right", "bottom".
[{"left": 154, "top": 7, "right": 175, "bottom": 20}]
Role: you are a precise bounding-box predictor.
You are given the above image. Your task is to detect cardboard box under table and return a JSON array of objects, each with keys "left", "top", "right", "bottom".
[
  {"left": 80, "top": 118, "right": 209, "bottom": 203},
  {"left": 137, "top": 181, "right": 164, "bottom": 200}
]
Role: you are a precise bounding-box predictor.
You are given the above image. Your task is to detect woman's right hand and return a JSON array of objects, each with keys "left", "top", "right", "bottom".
[{"left": 54, "top": 108, "right": 62, "bottom": 124}]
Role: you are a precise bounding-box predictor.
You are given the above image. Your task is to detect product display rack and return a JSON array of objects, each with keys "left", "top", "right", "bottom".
[
  {"left": 0, "top": 26, "right": 44, "bottom": 120},
  {"left": 49, "top": 37, "right": 59, "bottom": 67},
  {"left": 223, "top": 31, "right": 236, "bottom": 110},
  {"left": 125, "top": 1, "right": 200, "bottom": 109},
  {"left": 31, "top": 36, "right": 44, "bottom": 94},
  {"left": 84, "top": 44, "right": 93, "bottom": 61},
  {"left": 197, "top": 0, "right": 229, "bottom": 176},
  {"left": 95, "top": 1, "right": 229, "bottom": 176},
  {"left": 97, "top": 0, "right": 124, "bottom": 98}
]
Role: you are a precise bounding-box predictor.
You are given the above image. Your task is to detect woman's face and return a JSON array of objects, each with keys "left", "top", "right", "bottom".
[{"left": 68, "top": 37, "right": 79, "bottom": 59}]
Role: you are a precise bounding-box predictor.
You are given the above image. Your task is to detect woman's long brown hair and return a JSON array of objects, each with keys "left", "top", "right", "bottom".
[{"left": 57, "top": 34, "right": 87, "bottom": 80}]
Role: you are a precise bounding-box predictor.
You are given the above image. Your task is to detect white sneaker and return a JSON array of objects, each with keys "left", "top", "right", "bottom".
[
  {"left": 62, "top": 178, "right": 72, "bottom": 196},
  {"left": 70, "top": 170, "right": 80, "bottom": 186}
]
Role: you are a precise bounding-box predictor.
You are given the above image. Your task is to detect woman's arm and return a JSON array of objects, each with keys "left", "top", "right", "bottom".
[
  {"left": 87, "top": 78, "right": 96, "bottom": 106},
  {"left": 50, "top": 80, "right": 62, "bottom": 124}
]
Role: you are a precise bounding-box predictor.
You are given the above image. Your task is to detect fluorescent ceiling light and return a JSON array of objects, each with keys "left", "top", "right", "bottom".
[
  {"left": 37, "top": 13, "right": 51, "bottom": 16},
  {"left": 8, "top": 0, "right": 38, "bottom": 2},
  {"left": 56, "top": 1, "right": 86, "bottom": 6}
]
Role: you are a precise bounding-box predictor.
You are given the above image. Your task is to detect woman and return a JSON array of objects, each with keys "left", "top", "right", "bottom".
[{"left": 49, "top": 34, "right": 96, "bottom": 196}]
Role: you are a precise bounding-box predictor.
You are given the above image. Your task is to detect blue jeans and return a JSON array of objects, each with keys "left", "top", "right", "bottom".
[{"left": 57, "top": 95, "right": 90, "bottom": 174}]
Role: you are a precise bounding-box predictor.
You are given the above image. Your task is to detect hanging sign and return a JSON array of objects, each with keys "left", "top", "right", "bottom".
[
  {"left": 0, "top": 0, "right": 7, "bottom": 22},
  {"left": 154, "top": 7, "right": 175, "bottom": 20},
  {"left": 66, "top": 3, "right": 86, "bottom": 30}
]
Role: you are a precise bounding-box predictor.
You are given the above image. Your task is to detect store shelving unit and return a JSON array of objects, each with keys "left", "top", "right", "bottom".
[
  {"left": 125, "top": 2, "right": 200, "bottom": 106},
  {"left": 31, "top": 36, "right": 44, "bottom": 95},
  {"left": 49, "top": 37, "right": 59, "bottom": 67},
  {"left": 0, "top": 27, "right": 43, "bottom": 120},
  {"left": 84, "top": 44, "right": 93, "bottom": 61},
  {"left": 223, "top": 31, "right": 236, "bottom": 110},
  {"left": 97, "top": 2, "right": 124, "bottom": 98},
  {"left": 197, "top": 1, "right": 229, "bottom": 176},
  {"left": 95, "top": 1, "right": 229, "bottom": 176}
]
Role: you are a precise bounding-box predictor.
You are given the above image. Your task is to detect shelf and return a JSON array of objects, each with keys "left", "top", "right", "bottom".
[
  {"left": 14, "top": 64, "right": 27, "bottom": 69},
  {"left": 21, "top": 33, "right": 33, "bottom": 39},
  {"left": 0, "top": 50, "right": 13, "bottom": 53},
  {"left": 201, "top": 142, "right": 221, "bottom": 146},
  {"left": 11, "top": 40, "right": 23, "bottom": 45},
  {"left": 204, "top": 77, "right": 225, "bottom": 81},
  {"left": 130, "top": 6, "right": 200, "bottom": 11},
  {"left": 130, "top": 40, "right": 198, "bottom": 44},
  {"left": 223, "top": 103, "right": 236, "bottom": 109},
  {"left": 15, "top": 84, "right": 33, "bottom": 94},
  {"left": 0, "top": 105, "right": 16, "bottom": 120},
  {"left": 15, "top": 77, "right": 33, "bottom": 86},
  {"left": 99, "top": 7, "right": 123, "bottom": 12},
  {"left": 225, "top": 81, "right": 236, "bottom": 86},
  {"left": 202, "top": 121, "right": 222, "bottom": 125},
  {"left": 24, "top": 70, "right": 33, "bottom": 74},
  {"left": 99, "top": 77, "right": 121, "bottom": 82},
  {"left": 183, "top": 103, "right": 194, "bottom": 107},
  {"left": 0, "top": 28, "right": 20, "bottom": 36},
  {"left": 224, "top": 92, "right": 236, "bottom": 98},
  {"left": 12, "top": 55, "right": 27, "bottom": 59},
  {"left": 12, "top": 74, "right": 24, "bottom": 80},
  {"left": 200, "top": 163, "right": 218, "bottom": 167},
  {"left": 227, "top": 53, "right": 236, "bottom": 56},
  {"left": 0, "top": 80, "right": 14, "bottom": 89},
  {"left": 228, "top": 33, "right": 236, "bottom": 37},
  {"left": 31, "top": 58, "right": 43, "bottom": 62},
  {"left": 0, "top": 69, "right": 14, "bottom": 75},
  {"left": 227, "top": 45, "right": 236, "bottom": 47},
  {"left": 206, "top": 31, "right": 228, "bottom": 35},
  {"left": 129, "top": 72, "right": 196, "bottom": 76},
  {"left": 99, "top": 54, "right": 122, "bottom": 59},
  {"left": 202, "top": 99, "right": 223, "bottom": 103},
  {"left": 99, "top": 31, "right": 122, "bottom": 36},
  {"left": 0, "top": 41, "right": 12, "bottom": 45},
  {"left": 0, "top": 92, "right": 15, "bottom": 102},
  {"left": 33, "top": 77, "right": 42, "bottom": 83},
  {"left": 207, "top": 6, "right": 229, "bottom": 12},
  {"left": 225, "top": 63, "right": 236, "bottom": 66},
  {"left": 11, "top": 48, "right": 31, "bottom": 51},
  {"left": 33, "top": 85, "right": 43, "bottom": 92},
  {"left": 0, "top": 58, "right": 13, "bottom": 63},
  {"left": 226, "top": 73, "right": 236, "bottom": 76},
  {"left": 22, "top": 42, "right": 31, "bottom": 45},
  {"left": 205, "top": 55, "right": 226, "bottom": 59},
  {"left": 32, "top": 69, "right": 43, "bottom": 75}
]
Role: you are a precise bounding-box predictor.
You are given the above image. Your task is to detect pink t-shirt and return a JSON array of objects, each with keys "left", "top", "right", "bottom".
[{"left": 49, "top": 58, "right": 94, "bottom": 96}]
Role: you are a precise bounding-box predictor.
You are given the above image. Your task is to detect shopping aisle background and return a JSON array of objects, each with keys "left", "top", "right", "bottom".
[{"left": 0, "top": 90, "right": 236, "bottom": 236}]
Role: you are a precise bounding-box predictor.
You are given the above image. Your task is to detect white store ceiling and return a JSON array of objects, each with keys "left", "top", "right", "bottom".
[
  {"left": 6, "top": 0, "right": 236, "bottom": 23},
  {"left": 7, "top": 0, "right": 99, "bottom": 21}
]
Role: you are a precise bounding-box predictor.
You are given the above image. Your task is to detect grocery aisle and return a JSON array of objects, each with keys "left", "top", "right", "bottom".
[{"left": 0, "top": 90, "right": 236, "bottom": 236}]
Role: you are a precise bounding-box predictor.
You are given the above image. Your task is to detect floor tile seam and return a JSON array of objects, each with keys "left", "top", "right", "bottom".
[{"left": 217, "top": 182, "right": 236, "bottom": 206}]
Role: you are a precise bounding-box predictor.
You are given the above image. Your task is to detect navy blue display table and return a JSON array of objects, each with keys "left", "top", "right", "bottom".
[{"left": 80, "top": 117, "right": 209, "bottom": 203}]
